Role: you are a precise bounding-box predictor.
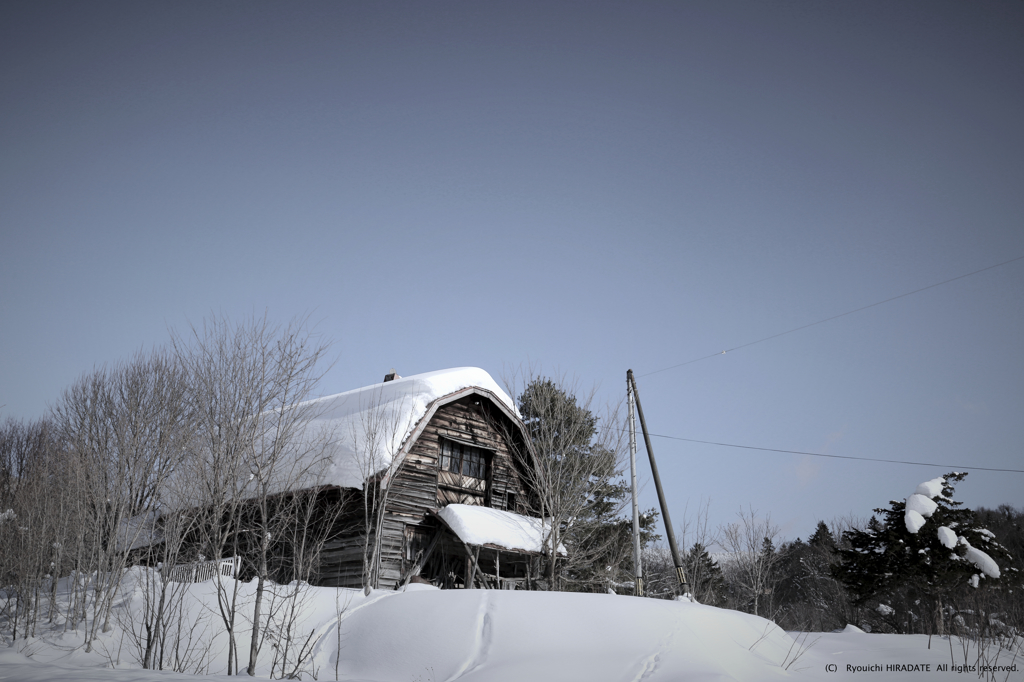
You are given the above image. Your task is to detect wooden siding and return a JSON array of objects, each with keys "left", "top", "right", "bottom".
[
  {"left": 316, "top": 393, "right": 535, "bottom": 590},
  {"left": 376, "top": 396, "right": 530, "bottom": 588},
  {"left": 150, "top": 392, "right": 539, "bottom": 592},
  {"left": 308, "top": 487, "right": 365, "bottom": 588}
]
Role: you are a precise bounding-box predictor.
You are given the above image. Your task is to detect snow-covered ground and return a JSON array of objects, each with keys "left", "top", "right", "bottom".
[
  {"left": 1, "top": 569, "right": 1021, "bottom": 681},
  {"left": 797, "top": 625, "right": 1022, "bottom": 681}
]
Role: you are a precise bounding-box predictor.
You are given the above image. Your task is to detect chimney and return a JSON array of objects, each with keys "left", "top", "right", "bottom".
[{"left": 383, "top": 368, "right": 401, "bottom": 382}]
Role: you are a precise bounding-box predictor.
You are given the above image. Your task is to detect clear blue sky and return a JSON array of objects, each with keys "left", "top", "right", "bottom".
[{"left": 2, "top": 1, "right": 1022, "bottom": 543}]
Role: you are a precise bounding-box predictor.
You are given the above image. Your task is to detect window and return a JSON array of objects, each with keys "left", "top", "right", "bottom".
[{"left": 440, "top": 439, "right": 488, "bottom": 480}]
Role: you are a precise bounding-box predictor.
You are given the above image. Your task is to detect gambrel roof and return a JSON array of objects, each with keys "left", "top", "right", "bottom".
[
  {"left": 298, "top": 367, "right": 522, "bottom": 490},
  {"left": 161, "top": 367, "right": 525, "bottom": 510}
]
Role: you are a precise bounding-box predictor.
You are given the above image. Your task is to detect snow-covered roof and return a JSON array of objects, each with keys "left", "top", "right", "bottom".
[
  {"left": 158, "top": 367, "right": 520, "bottom": 511},
  {"left": 297, "top": 368, "right": 517, "bottom": 490},
  {"left": 436, "top": 504, "right": 566, "bottom": 555}
]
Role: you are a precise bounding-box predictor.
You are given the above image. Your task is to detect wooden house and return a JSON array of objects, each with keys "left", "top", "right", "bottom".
[{"left": 294, "top": 367, "right": 557, "bottom": 590}]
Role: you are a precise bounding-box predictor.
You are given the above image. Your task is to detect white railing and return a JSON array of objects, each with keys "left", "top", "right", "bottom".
[{"left": 164, "top": 556, "right": 239, "bottom": 583}]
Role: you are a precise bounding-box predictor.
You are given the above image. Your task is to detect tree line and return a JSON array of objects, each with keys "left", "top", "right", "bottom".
[
  {"left": 0, "top": 314, "right": 338, "bottom": 675},
  {"left": 641, "top": 476, "right": 1023, "bottom": 647}
]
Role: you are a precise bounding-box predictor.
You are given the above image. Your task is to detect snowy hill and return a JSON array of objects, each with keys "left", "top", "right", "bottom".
[
  {"left": 0, "top": 568, "right": 793, "bottom": 681},
  {"left": 1, "top": 569, "right": 1019, "bottom": 681}
]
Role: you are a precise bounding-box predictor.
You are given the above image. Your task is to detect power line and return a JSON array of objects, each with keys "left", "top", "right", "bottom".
[
  {"left": 640, "top": 254, "right": 1024, "bottom": 378},
  {"left": 601, "top": 423, "right": 1024, "bottom": 473},
  {"left": 646, "top": 432, "right": 1024, "bottom": 474}
]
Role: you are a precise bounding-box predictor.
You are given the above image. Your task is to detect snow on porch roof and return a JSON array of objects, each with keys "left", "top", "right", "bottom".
[
  {"left": 299, "top": 368, "right": 517, "bottom": 490},
  {"left": 436, "top": 504, "right": 567, "bottom": 556}
]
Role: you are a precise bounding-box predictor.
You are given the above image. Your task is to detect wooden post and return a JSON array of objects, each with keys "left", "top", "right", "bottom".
[
  {"left": 470, "top": 546, "right": 480, "bottom": 589},
  {"left": 627, "top": 374, "right": 644, "bottom": 597},
  {"left": 464, "top": 544, "right": 491, "bottom": 589},
  {"left": 627, "top": 370, "right": 692, "bottom": 600},
  {"left": 399, "top": 530, "right": 441, "bottom": 588}
]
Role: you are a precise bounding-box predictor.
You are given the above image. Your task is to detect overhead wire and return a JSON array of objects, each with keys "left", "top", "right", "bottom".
[
  {"left": 598, "top": 423, "right": 1024, "bottom": 473},
  {"left": 643, "top": 432, "right": 1024, "bottom": 474},
  {"left": 617, "top": 255, "right": 1024, "bottom": 474},
  {"left": 639, "top": 254, "right": 1024, "bottom": 378}
]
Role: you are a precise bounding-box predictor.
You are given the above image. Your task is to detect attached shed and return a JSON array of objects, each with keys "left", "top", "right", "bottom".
[{"left": 425, "top": 504, "right": 566, "bottom": 590}]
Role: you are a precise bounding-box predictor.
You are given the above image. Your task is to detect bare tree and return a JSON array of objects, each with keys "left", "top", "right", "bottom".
[
  {"left": 720, "top": 507, "right": 782, "bottom": 618},
  {"left": 0, "top": 417, "right": 62, "bottom": 641},
  {"left": 501, "top": 366, "right": 627, "bottom": 591},
  {"left": 2, "top": 312, "right": 340, "bottom": 672},
  {"left": 118, "top": 555, "right": 214, "bottom": 675},
  {"left": 48, "top": 349, "right": 190, "bottom": 652},
  {"left": 641, "top": 502, "right": 726, "bottom": 603},
  {"left": 170, "top": 314, "right": 273, "bottom": 675},
  {"left": 352, "top": 385, "right": 415, "bottom": 591},
  {"left": 170, "top": 312, "right": 334, "bottom": 676},
  {"left": 679, "top": 499, "right": 725, "bottom": 604},
  {"left": 241, "top": 378, "right": 335, "bottom": 675}
]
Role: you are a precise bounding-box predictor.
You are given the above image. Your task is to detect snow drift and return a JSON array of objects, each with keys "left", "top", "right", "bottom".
[{"left": 1, "top": 568, "right": 797, "bottom": 682}]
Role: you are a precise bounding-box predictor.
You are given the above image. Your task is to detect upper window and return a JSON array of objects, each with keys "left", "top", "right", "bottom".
[{"left": 439, "top": 439, "right": 488, "bottom": 480}]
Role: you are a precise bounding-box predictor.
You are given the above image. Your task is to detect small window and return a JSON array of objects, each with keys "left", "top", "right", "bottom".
[{"left": 440, "top": 439, "right": 488, "bottom": 480}]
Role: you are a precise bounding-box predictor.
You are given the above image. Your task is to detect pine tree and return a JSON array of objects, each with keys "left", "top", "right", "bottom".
[
  {"left": 774, "top": 523, "right": 851, "bottom": 631},
  {"left": 515, "top": 376, "right": 637, "bottom": 591},
  {"left": 833, "top": 472, "right": 1018, "bottom": 634},
  {"left": 808, "top": 521, "right": 836, "bottom": 550},
  {"left": 686, "top": 542, "right": 726, "bottom": 605}
]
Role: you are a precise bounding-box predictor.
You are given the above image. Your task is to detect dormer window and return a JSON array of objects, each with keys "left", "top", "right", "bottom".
[{"left": 440, "top": 439, "right": 487, "bottom": 480}]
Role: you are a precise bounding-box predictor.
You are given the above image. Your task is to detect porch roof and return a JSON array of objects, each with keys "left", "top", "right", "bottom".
[{"left": 435, "top": 504, "right": 567, "bottom": 556}]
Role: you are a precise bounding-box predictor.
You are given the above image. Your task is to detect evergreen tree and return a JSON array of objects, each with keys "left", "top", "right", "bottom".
[
  {"left": 686, "top": 542, "right": 726, "bottom": 605},
  {"left": 515, "top": 376, "right": 635, "bottom": 591},
  {"left": 518, "top": 378, "right": 598, "bottom": 462},
  {"left": 833, "top": 472, "right": 1018, "bottom": 634},
  {"left": 808, "top": 521, "right": 836, "bottom": 550},
  {"left": 775, "top": 523, "right": 851, "bottom": 631},
  {"left": 775, "top": 538, "right": 809, "bottom": 609}
]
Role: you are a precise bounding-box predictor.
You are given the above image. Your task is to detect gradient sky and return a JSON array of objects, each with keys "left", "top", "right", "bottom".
[{"left": 3, "top": 1, "right": 1022, "bottom": 544}]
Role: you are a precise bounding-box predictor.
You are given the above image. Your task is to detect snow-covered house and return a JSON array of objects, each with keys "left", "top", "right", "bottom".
[{"left": 292, "top": 367, "right": 549, "bottom": 590}]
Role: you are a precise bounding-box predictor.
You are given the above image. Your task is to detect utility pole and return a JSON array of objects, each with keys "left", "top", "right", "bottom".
[
  {"left": 627, "top": 376, "right": 643, "bottom": 597},
  {"left": 627, "top": 369, "right": 692, "bottom": 600}
]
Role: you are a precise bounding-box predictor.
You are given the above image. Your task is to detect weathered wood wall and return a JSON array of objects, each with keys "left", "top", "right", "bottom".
[
  {"left": 312, "top": 487, "right": 368, "bottom": 588},
  {"left": 317, "top": 393, "right": 534, "bottom": 589},
  {"left": 376, "top": 395, "right": 531, "bottom": 589},
  {"left": 143, "top": 393, "right": 536, "bottom": 591}
]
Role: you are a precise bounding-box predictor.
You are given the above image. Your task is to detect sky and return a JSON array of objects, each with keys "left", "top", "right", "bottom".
[{"left": 2, "top": 1, "right": 1022, "bottom": 544}]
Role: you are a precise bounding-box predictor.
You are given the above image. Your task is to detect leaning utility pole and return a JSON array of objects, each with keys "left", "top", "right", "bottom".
[
  {"left": 627, "top": 377, "right": 643, "bottom": 597},
  {"left": 627, "top": 369, "right": 692, "bottom": 600}
]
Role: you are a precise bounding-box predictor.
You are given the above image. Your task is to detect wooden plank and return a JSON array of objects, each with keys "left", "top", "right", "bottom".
[{"left": 310, "top": 393, "right": 539, "bottom": 590}]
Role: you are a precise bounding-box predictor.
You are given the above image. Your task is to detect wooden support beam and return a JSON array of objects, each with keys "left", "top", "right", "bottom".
[
  {"left": 399, "top": 529, "right": 441, "bottom": 588},
  {"left": 463, "top": 543, "right": 494, "bottom": 589}
]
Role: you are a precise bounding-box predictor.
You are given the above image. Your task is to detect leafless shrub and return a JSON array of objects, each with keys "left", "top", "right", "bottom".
[{"left": 719, "top": 507, "right": 782, "bottom": 618}]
